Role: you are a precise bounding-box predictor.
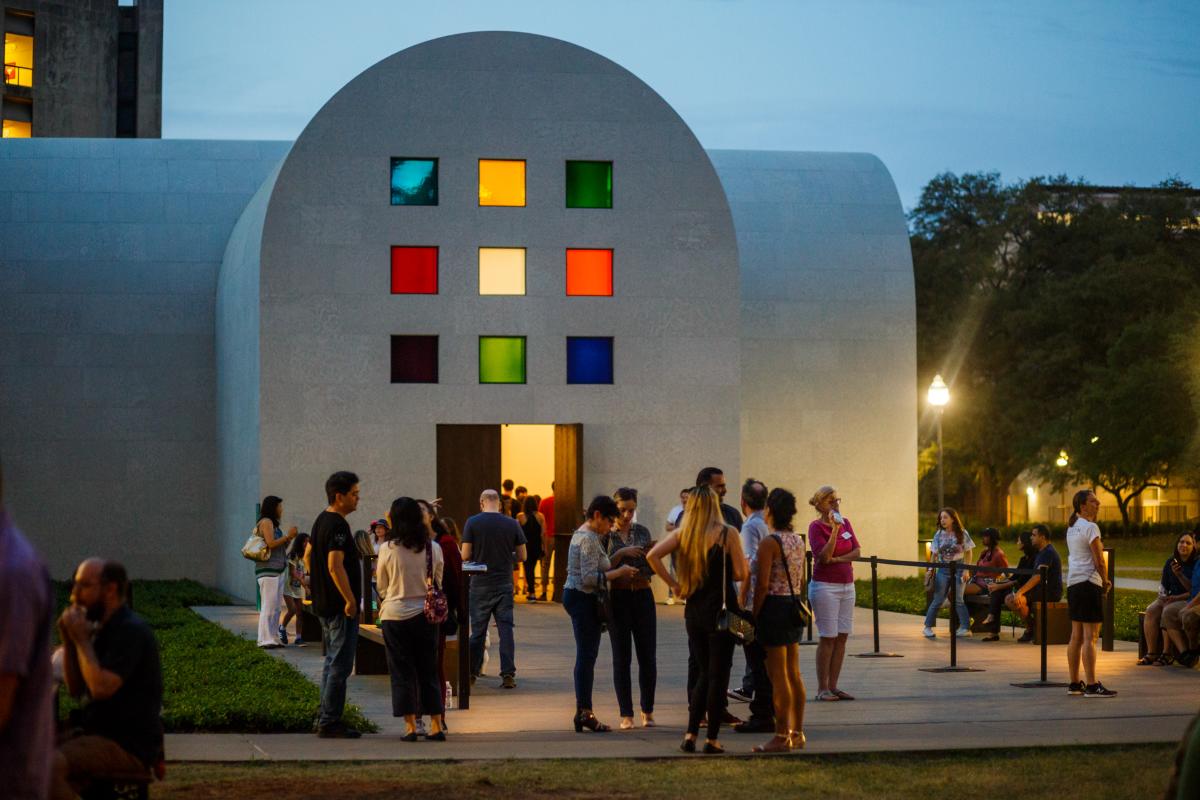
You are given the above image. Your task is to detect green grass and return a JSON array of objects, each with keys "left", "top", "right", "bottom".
[
  {"left": 854, "top": 576, "right": 1155, "bottom": 641},
  {"left": 55, "top": 580, "right": 376, "bottom": 733},
  {"left": 156, "top": 744, "right": 1176, "bottom": 800}
]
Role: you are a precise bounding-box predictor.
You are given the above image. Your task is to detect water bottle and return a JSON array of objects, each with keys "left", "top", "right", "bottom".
[{"left": 444, "top": 681, "right": 454, "bottom": 710}]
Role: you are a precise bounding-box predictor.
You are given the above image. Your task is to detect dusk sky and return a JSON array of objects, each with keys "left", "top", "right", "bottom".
[{"left": 164, "top": 0, "right": 1200, "bottom": 211}]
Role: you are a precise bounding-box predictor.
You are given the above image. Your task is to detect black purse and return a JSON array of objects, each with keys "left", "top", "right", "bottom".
[
  {"left": 714, "top": 529, "right": 755, "bottom": 643},
  {"left": 772, "top": 533, "right": 813, "bottom": 627}
]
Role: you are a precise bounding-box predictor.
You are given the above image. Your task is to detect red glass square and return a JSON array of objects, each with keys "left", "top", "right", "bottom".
[{"left": 391, "top": 246, "right": 438, "bottom": 294}]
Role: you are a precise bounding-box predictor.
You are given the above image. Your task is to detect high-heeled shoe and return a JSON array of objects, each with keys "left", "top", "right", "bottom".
[
  {"left": 703, "top": 740, "right": 725, "bottom": 754},
  {"left": 788, "top": 730, "right": 806, "bottom": 750},
  {"left": 573, "top": 709, "right": 611, "bottom": 733},
  {"left": 752, "top": 734, "right": 791, "bottom": 753},
  {"left": 641, "top": 712, "right": 656, "bottom": 728},
  {"left": 680, "top": 735, "right": 696, "bottom": 753},
  {"left": 619, "top": 716, "right": 635, "bottom": 730}
]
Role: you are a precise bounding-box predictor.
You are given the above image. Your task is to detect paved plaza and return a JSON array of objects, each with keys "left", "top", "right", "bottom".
[{"left": 172, "top": 600, "right": 1199, "bottom": 761}]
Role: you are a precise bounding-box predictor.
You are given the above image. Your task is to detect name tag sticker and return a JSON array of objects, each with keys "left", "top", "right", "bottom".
[{"left": 841, "top": 531, "right": 852, "bottom": 540}]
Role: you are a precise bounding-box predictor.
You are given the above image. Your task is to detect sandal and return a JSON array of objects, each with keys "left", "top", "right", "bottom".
[
  {"left": 788, "top": 730, "right": 806, "bottom": 750},
  {"left": 816, "top": 689, "right": 840, "bottom": 701},
  {"left": 752, "top": 734, "right": 791, "bottom": 753},
  {"left": 1137, "top": 653, "right": 1161, "bottom": 666},
  {"left": 1155, "top": 653, "right": 1176, "bottom": 666},
  {"left": 833, "top": 689, "right": 855, "bottom": 701}
]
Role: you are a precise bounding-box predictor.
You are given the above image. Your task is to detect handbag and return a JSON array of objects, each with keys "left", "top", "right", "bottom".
[
  {"left": 771, "top": 533, "right": 813, "bottom": 627},
  {"left": 241, "top": 525, "right": 270, "bottom": 562},
  {"left": 423, "top": 542, "right": 449, "bottom": 624},
  {"left": 715, "top": 529, "right": 755, "bottom": 643}
]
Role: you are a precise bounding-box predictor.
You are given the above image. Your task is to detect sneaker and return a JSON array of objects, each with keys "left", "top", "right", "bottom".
[
  {"left": 1083, "top": 682, "right": 1117, "bottom": 698},
  {"left": 727, "top": 688, "right": 753, "bottom": 703},
  {"left": 955, "top": 627, "right": 970, "bottom": 638},
  {"left": 278, "top": 626, "right": 288, "bottom": 645},
  {"left": 922, "top": 626, "right": 936, "bottom": 639},
  {"left": 526, "top": 595, "right": 538, "bottom": 604},
  {"left": 294, "top": 636, "right": 306, "bottom": 647},
  {"left": 501, "top": 674, "right": 517, "bottom": 689},
  {"left": 1067, "top": 682, "right": 1085, "bottom": 696},
  {"left": 317, "top": 723, "right": 362, "bottom": 739}
]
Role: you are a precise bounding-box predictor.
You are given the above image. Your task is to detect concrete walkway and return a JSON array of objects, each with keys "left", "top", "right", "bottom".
[{"left": 174, "top": 601, "right": 1199, "bottom": 761}]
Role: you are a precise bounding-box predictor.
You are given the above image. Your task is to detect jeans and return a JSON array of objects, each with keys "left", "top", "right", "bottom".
[
  {"left": 382, "top": 616, "right": 443, "bottom": 717},
  {"left": 469, "top": 578, "right": 516, "bottom": 677},
  {"left": 318, "top": 612, "right": 359, "bottom": 728},
  {"left": 610, "top": 587, "right": 657, "bottom": 716},
  {"left": 563, "top": 587, "right": 603, "bottom": 710},
  {"left": 924, "top": 569, "right": 969, "bottom": 630},
  {"left": 539, "top": 547, "right": 554, "bottom": 597},
  {"left": 685, "top": 613, "right": 736, "bottom": 740},
  {"left": 742, "top": 639, "right": 774, "bottom": 723}
]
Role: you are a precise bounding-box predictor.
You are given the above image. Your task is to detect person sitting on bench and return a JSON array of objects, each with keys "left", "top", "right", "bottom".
[
  {"left": 964, "top": 527, "right": 1008, "bottom": 599},
  {"left": 1006, "top": 525, "right": 1063, "bottom": 642},
  {"left": 980, "top": 532, "right": 1035, "bottom": 641}
]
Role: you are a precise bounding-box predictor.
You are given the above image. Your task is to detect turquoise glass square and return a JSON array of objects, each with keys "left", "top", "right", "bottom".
[
  {"left": 565, "top": 161, "right": 612, "bottom": 208},
  {"left": 391, "top": 158, "right": 438, "bottom": 205},
  {"left": 479, "top": 336, "right": 526, "bottom": 384}
]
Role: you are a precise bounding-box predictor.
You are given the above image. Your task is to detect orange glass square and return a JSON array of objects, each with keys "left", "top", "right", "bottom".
[
  {"left": 565, "top": 249, "right": 613, "bottom": 296},
  {"left": 478, "top": 159, "right": 526, "bottom": 207}
]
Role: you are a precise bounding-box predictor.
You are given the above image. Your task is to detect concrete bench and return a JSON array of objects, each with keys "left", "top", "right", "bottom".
[{"left": 354, "top": 623, "right": 462, "bottom": 698}]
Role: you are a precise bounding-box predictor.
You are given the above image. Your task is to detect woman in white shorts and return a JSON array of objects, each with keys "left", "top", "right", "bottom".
[{"left": 806, "top": 485, "right": 861, "bottom": 701}]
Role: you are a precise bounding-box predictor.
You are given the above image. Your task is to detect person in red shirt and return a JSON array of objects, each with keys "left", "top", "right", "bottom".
[{"left": 537, "top": 486, "right": 556, "bottom": 601}]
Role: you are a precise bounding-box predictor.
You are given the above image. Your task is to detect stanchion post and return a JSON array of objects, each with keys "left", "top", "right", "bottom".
[
  {"left": 1102, "top": 547, "right": 1115, "bottom": 652},
  {"left": 949, "top": 561, "right": 958, "bottom": 668},
  {"left": 1038, "top": 563, "right": 1048, "bottom": 682},
  {"left": 854, "top": 554, "right": 902, "bottom": 658},
  {"left": 800, "top": 550, "right": 816, "bottom": 645}
]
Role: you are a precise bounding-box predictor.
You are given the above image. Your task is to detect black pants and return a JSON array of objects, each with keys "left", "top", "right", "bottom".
[
  {"left": 563, "top": 588, "right": 603, "bottom": 710},
  {"left": 987, "top": 587, "right": 1012, "bottom": 633},
  {"left": 685, "top": 613, "right": 736, "bottom": 740},
  {"left": 382, "top": 616, "right": 443, "bottom": 717},
  {"left": 610, "top": 587, "right": 657, "bottom": 716},
  {"left": 742, "top": 639, "right": 774, "bottom": 723}
]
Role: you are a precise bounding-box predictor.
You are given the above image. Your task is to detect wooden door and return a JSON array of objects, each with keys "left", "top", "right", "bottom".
[
  {"left": 551, "top": 423, "right": 583, "bottom": 601},
  {"left": 436, "top": 424, "right": 501, "bottom": 532}
]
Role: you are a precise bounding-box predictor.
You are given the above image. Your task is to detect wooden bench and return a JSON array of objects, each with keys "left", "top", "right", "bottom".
[{"left": 1030, "top": 601, "right": 1070, "bottom": 645}]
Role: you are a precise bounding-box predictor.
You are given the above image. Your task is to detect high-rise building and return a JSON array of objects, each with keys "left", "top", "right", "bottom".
[{"left": 2, "top": 0, "right": 162, "bottom": 138}]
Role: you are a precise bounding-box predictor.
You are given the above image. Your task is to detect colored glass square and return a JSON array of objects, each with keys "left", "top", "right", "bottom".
[
  {"left": 565, "top": 249, "right": 613, "bottom": 296},
  {"left": 391, "top": 336, "right": 438, "bottom": 383},
  {"left": 478, "top": 248, "right": 526, "bottom": 295},
  {"left": 567, "top": 337, "right": 614, "bottom": 384},
  {"left": 566, "top": 161, "right": 612, "bottom": 208},
  {"left": 391, "top": 246, "right": 438, "bottom": 294},
  {"left": 479, "top": 159, "right": 526, "bottom": 207},
  {"left": 479, "top": 336, "right": 526, "bottom": 384},
  {"left": 390, "top": 158, "right": 438, "bottom": 205}
]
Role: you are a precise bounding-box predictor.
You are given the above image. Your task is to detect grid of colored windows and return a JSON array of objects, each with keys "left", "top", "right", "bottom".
[{"left": 389, "top": 157, "right": 617, "bottom": 384}]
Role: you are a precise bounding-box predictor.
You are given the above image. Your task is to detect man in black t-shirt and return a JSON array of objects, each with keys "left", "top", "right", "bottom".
[
  {"left": 696, "top": 466, "right": 744, "bottom": 529},
  {"left": 462, "top": 489, "right": 527, "bottom": 688},
  {"left": 52, "top": 559, "right": 164, "bottom": 798},
  {"left": 304, "top": 470, "right": 362, "bottom": 738}
]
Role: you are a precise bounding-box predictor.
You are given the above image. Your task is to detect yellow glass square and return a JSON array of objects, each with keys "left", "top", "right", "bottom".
[
  {"left": 479, "top": 159, "right": 526, "bottom": 207},
  {"left": 478, "top": 248, "right": 526, "bottom": 295}
]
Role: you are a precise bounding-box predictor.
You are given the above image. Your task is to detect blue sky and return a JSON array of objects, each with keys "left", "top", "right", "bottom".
[{"left": 164, "top": 0, "right": 1200, "bottom": 210}]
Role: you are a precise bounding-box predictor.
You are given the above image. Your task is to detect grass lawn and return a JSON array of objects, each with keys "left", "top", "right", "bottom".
[
  {"left": 156, "top": 744, "right": 1176, "bottom": 799},
  {"left": 854, "top": 576, "right": 1155, "bottom": 642},
  {"left": 55, "top": 580, "right": 376, "bottom": 733}
]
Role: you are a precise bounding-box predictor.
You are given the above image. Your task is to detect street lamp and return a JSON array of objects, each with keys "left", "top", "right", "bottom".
[{"left": 928, "top": 374, "right": 950, "bottom": 509}]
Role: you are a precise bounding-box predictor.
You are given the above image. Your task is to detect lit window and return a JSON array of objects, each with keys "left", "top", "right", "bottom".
[
  {"left": 3, "top": 33, "right": 33, "bottom": 88},
  {"left": 391, "top": 336, "right": 438, "bottom": 383},
  {"left": 390, "top": 246, "right": 438, "bottom": 294},
  {"left": 565, "top": 249, "right": 613, "bottom": 296},
  {"left": 479, "top": 336, "right": 526, "bottom": 384},
  {"left": 1, "top": 119, "right": 30, "bottom": 138},
  {"left": 478, "top": 248, "right": 526, "bottom": 295},
  {"left": 566, "top": 161, "right": 612, "bottom": 208},
  {"left": 390, "top": 158, "right": 437, "bottom": 206},
  {"left": 479, "top": 159, "right": 526, "bottom": 207},
  {"left": 567, "top": 337, "right": 614, "bottom": 384}
]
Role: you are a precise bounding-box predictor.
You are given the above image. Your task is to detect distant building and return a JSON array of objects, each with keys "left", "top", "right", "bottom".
[{"left": 2, "top": 0, "right": 162, "bottom": 138}]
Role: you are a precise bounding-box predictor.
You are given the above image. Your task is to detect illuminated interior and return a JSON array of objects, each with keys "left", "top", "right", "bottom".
[
  {"left": 391, "top": 246, "right": 438, "bottom": 294},
  {"left": 479, "top": 159, "right": 526, "bottom": 206},
  {"left": 565, "top": 160, "right": 612, "bottom": 208},
  {"left": 478, "top": 247, "right": 526, "bottom": 295},
  {"left": 566, "top": 337, "right": 614, "bottom": 384},
  {"left": 565, "top": 249, "right": 613, "bottom": 296},
  {"left": 479, "top": 336, "right": 526, "bottom": 384},
  {"left": 390, "top": 335, "right": 439, "bottom": 383},
  {"left": 500, "top": 424, "right": 555, "bottom": 499},
  {"left": 4, "top": 33, "right": 33, "bottom": 87},
  {"left": 1, "top": 119, "right": 30, "bottom": 138},
  {"left": 390, "top": 158, "right": 437, "bottom": 205}
]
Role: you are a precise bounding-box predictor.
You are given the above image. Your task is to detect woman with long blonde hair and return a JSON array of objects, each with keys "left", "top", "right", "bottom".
[{"left": 648, "top": 486, "right": 748, "bottom": 754}]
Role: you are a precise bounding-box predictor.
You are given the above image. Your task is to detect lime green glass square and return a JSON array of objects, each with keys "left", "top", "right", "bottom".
[
  {"left": 479, "top": 336, "right": 526, "bottom": 384},
  {"left": 565, "top": 161, "right": 612, "bottom": 208}
]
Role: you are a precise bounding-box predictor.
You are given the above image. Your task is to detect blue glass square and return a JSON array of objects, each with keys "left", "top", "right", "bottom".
[
  {"left": 566, "top": 337, "right": 613, "bottom": 384},
  {"left": 391, "top": 158, "right": 438, "bottom": 205}
]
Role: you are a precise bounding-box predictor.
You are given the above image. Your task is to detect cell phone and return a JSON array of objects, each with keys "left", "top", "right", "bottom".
[{"left": 832, "top": 511, "right": 844, "bottom": 524}]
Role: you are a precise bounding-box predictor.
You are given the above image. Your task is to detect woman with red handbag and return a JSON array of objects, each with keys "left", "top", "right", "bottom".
[{"left": 377, "top": 497, "right": 447, "bottom": 741}]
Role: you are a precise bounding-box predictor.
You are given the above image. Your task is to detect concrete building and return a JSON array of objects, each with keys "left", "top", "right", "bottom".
[
  {"left": 0, "top": 32, "right": 915, "bottom": 601},
  {"left": 2, "top": 0, "right": 163, "bottom": 138}
]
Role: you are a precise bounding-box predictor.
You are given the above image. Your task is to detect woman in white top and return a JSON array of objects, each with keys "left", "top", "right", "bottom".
[
  {"left": 1064, "top": 489, "right": 1116, "bottom": 698},
  {"left": 377, "top": 496, "right": 447, "bottom": 740}
]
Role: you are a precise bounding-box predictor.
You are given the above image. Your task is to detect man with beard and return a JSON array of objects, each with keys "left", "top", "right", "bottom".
[{"left": 52, "top": 558, "right": 163, "bottom": 799}]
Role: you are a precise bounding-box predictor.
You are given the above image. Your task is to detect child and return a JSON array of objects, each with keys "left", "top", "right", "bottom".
[{"left": 281, "top": 533, "right": 310, "bottom": 645}]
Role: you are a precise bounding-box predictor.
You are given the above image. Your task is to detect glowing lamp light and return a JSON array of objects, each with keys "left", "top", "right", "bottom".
[
  {"left": 1056, "top": 450, "right": 1070, "bottom": 468},
  {"left": 928, "top": 374, "right": 949, "bottom": 408},
  {"left": 1090, "top": 436, "right": 1100, "bottom": 444},
  {"left": 1026, "top": 486, "right": 1037, "bottom": 499}
]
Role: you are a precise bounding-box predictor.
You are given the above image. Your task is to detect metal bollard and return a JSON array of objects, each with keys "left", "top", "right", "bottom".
[{"left": 854, "top": 555, "right": 902, "bottom": 658}]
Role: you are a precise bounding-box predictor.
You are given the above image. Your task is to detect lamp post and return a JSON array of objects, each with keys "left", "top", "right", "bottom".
[{"left": 928, "top": 374, "right": 950, "bottom": 510}]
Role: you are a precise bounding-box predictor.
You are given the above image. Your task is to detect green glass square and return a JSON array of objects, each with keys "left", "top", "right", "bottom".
[
  {"left": 479, "top": 336, "right": 526, "bottom": 384},
  {"left": 565, "top": 160, "right": 612, "bottom": 208},
  {"left": 391, "top": 158, "right": 438, "bottom": 205}
]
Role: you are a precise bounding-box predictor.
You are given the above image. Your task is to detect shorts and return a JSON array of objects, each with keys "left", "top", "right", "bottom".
[
  {"left": 808, "top": 580, "right": 854, "bottom": 638},
  {"left": 756, "top": 595, "right": 802, "bottom": 647},
  {"left": 1162, "top": 599, "right": 1190, "bottom": 630},
  {"left": 1067, "top": 581, "right": 1104, "bottom": 623}
]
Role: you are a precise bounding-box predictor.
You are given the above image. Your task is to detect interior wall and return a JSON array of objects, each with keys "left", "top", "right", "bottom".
[{"left": 500, "top": 424, "right": 554, "bottom": 500}]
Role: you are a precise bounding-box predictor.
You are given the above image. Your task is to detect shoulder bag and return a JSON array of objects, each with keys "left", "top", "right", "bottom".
[
  {"left": 771, "top": 533, "right": 813, "bottom": 627},
  {"left": 241, "top": 523, "right": 270, "bottom": 562},
  {"left": 423, "top": 542, "right": 449, "bottom": 624},
  {"left": 715, "top": 528, "right": 756, "bottom": 643}
]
